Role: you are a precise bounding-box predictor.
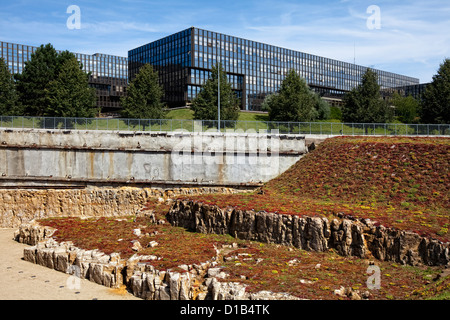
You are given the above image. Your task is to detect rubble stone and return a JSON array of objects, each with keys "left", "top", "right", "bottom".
[{"left": 167, "top": 199, "right": 450, "bottom": 266}]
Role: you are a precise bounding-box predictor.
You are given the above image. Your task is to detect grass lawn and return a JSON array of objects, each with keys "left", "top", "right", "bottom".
[
  {"left": 165, "top": 108, "right": 194, "bottom": 120},
  {"left": 1, "top": 109, "right": 270, "bottom": 133},
  {"left": 165, "top": 107, "right": 270, "bottom": 122},
  {"left": 237, "top": 111, "right": 269, "bottom": 122},
  {"left": 2, "top": 110, "right": 447, "bottom": 135}
]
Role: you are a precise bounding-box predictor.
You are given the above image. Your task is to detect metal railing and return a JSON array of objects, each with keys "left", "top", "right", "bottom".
[{"left": 0, "top": 116, "right": 449, "bottom": 136}]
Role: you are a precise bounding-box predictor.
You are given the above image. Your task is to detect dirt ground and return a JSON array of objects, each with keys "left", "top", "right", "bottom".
[{"left": 0, "top": 228, "right": 141, "bottom": 300}]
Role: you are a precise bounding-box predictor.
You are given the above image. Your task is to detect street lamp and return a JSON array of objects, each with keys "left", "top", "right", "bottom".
[{"left": 218, "top": 67, "right": 221, "bottom": 132}]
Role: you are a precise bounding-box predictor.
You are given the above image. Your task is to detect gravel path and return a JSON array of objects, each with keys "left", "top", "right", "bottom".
[{"left": 0, "top": 228, "right": 140, "bottom": 300}]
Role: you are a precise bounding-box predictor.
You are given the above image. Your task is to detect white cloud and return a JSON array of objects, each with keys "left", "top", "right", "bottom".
[
  {"left": 240, "top": 0, "right": 450, "bottom": 82},
  {"left": 81, "top": 21, "right": 159, "bottom": 34},
  {"left": 1, "top": 0, "right": 448, "bottom": 83}
]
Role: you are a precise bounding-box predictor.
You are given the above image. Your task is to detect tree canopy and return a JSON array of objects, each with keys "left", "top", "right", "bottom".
[
  {"left": 266, "top": 69, "right": 328, "bottom": 122},
  {"left": 0, "top": 57, "right": 21, "bottom": 115},
  {"left": 191, "top": 63, "right": 240, "bottom": 122},
  {"left": 15, "top": 43, "right": 96, "bottom": 118},
  {"left": 391, "top": 92, "right": 419, "bottom": 124},
  {"left": 46, "top": 57, "right": 97, "bottom": 118},
  {"left": 341, "top": 68, "right": 393, "bottom": 123},
  {"left": 120, "top": 63, "right": 166, "bottom": 120},
  {"left": 420, "top": 58, "right": 450, "bottom": 124}
]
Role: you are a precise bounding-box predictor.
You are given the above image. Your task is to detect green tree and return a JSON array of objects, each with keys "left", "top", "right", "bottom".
[
  {"left": 15, "top": 44, "right": 59, "bottom": 116},
  {"left": 120, "top": 63, "right": 166, "bottom": 120},
  {"left": 391, "top": 92, "right": 419, "bottom": 123},
  {"left": 267, "top": 69, "right": 318, "bottom": 122},
  {"left": 329, "top": 106, "right": 343, "bottom": 120},
  {"left": 420, "top": 58, "right": 450, "bottom": 124},
  {"left": 46, "top": 57, "right": 97, "bottom": 119},
  {"left": 342, "top": 68, "right": 393, "bottom": 124},
  {"left": 15, "top": 44, "right": 83, "bottom": 117},
  {"left": 0, "top": 57, "right": 21, "bottom": 115},
  {"left": 313, "top": 94, "right": 331, "bottom": 120},
  {"left": 191, "top": 63, "right": 240, "bottom": 123},
  {"left": 261, "top": 93, "right": 277, "bottom": 112}
]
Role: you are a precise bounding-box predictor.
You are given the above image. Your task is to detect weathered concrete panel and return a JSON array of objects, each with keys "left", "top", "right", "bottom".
[{"left": 0, "top": 129, "right": 307, "bottom": 186}]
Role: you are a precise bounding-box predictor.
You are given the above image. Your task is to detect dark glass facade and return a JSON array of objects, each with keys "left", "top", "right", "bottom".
[
  {"left": 128, "top": 28, "right": 192, "bottom": 107},
  {"left": 129, "top": 27, "right": 420, "bottom": 110},
  {"left": 77, "top": 52, "right": 128, "bottom": 114},
  {"left": 396, "top": 83, "right": 428, "bottom": 100},
  {"left": 0, "top": 41, "right": 128, "bottom": 115},
  {"left": 381, "top": 83, "right": 429, "bottom": 104}
]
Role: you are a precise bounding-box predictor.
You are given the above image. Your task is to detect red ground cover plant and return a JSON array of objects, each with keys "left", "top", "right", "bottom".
[
  {"left": 40, "top": 216, "right": 139, "bottom": 258},
  {"left": 39, "top": 202, "right": 227, "bottom": 270},
  {"left": 265, "top": 136, "right": 449, "bottom": 208},
  {"left": 38, "top": 201, "right": 446, "bottom": 300},
  {"left": 179, "top": 136, "right": 449, "bottom": 242},
  {"left": 218, "top": 240, "right": 444, "bottom": 300},
  {"left": 35, "top": 136, "right": 449, "bottom": 300}
]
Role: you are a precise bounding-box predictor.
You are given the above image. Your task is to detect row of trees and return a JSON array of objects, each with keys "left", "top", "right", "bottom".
[
  {"left": 0, "top": 44, "right": 97, "bottom": 118},
  {"left": 182, "top": 64, "right": 329, "bottom": 123},
  {"left": 341, "top": 59, "right": 450, "bottom": 125},
  {"left": 120, "top": 63, "right": 242, "bottom": 122},
  {"left": 120, "top": 62, "right": 331, "bottom": 123},
  {"left": 184, "top": 59, "right": 449, "bottom": 125},
  {"left": 1, "top": 42, "right": 448, "bottom": 125}
]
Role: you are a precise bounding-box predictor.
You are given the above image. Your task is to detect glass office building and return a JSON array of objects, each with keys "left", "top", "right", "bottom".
[
  {"left": 128, "top": 28, "right": 194, "bottom": 107},
  {"left": 129, "top": 27, "right": 420, "bottom": 110},
  {"left": 0, "top": 41, "right": 128, "bottom": 114},
  {"left": 395, "top": 83, "right": 428, "bottom": 101}
]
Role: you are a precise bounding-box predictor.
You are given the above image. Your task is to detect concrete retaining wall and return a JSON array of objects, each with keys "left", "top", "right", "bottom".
[{"left": 0, "top": 129, "right": 307, "bottom": 187}]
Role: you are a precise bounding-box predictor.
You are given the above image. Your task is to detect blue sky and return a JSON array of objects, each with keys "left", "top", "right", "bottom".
[{"left": 1, "top": 0, "right": 449, "bottom": 83}]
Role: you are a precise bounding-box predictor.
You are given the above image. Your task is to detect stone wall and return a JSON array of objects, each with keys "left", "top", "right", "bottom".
[
  {"left": 16, "top": 221, "right": 300, "bottom": 300},
  {"left": 0, "top": 186, "right": 243, "bottom": 228},
  {"left": 167, "top": 200, "right": 450, "bottom": 266},
  {"left": 15, "top": 198, "right": 449, "bottom": 300}
]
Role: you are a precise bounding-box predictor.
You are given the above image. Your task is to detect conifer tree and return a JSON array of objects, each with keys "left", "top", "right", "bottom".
[
  {"left": 267, "top": 69, "right": 318, "bottom": 122},
  {"left": 420, "top": 58, "right": 450, "bottom": 124},
  {"left": 15, "top": 44, "right": 59, "bottom": 116},
  {"left": 0, "top": 57, "right": 21, "bottom": 115},
  {"left": 120, "top": 63, "right": 166, "bottom": 120},
  {"left": 46, "top": 57, "right": 97, "bottom": 118},
  {"left": 341, "top": 68, "right": 393, "bottom": 123},
  {"left": 191, "top": 63, "right": 240, "bottom": 122},
  {"left": 15, "top": 44, "right": 92, "bottom": 118}
]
